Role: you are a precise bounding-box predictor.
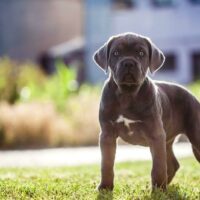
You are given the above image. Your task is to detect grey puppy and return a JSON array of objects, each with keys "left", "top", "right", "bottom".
[{"left": 93, "top": 32, "right": 200, "bottom": 191}]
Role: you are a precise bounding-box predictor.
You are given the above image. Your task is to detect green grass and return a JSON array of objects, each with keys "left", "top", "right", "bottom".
[{"left": 0, "top": 157, "right": 199, "bottom": 199}]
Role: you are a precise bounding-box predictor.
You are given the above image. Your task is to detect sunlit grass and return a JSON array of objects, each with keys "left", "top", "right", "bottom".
[{"left": 0, "top": 157, "right": 199, "bottom": 199}]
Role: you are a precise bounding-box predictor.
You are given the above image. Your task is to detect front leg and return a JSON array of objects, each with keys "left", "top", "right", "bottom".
[
  {"left": 166, "top": 141, "right": 180, "bottom": 184},
  {"left": 98, "top": 128, "right": 117, "bottom": 191},
  {"left": 149, "top": 133, "right": 167, "bottom": 190}
]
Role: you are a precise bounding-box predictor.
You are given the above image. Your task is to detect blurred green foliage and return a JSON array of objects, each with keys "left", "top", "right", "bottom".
[
  {"left": 0, "top": 58, "right": 102, "bottom": 149},
  {"left": 1, "top": 57, "right": 200, "bottom": 110},
  {"left": 1, "top": 56, "right": 200, "bottom": 109},
  {"left": 0, "top": 58, "right": 81, "bottom": 110},
  {"left": 19, "top": 60, "right": 79, "bottom": 111},
  {"left": 0, "top": 58, "right": 19, "bottom": 103},
  {"left": 2, "top": 57, "right": 200, "bottom": 148},
  {"left": 188, "top": 81, "right": 200, "bottom": 100}
]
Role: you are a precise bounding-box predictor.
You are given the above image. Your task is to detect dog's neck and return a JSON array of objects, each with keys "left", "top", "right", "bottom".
[{"left": 109, "top": 76, "right": 155, "bottom": 112}]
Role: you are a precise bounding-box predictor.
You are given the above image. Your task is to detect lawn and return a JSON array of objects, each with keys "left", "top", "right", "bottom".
[{"left": 0, "top": 157, "right": 199, "bottom": 200}]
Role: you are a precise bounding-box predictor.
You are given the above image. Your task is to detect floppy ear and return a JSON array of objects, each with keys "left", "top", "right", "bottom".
[
  {"left": 145, "top": 38, "right": 165, "bottom": 74},
  {"left": 93, "top": 40, "right": 111, "bottom": 74}
]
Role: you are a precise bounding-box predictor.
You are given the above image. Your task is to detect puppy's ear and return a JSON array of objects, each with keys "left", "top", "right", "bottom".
[
  {"left": 93, "top": 38, "right": 112, "bottom": 74},
  {"left": 145, "top": 37, "right": 165, "bottom": 74}
]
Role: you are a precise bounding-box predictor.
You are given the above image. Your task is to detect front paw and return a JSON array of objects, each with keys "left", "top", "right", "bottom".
[
  {"left": 152, "top": 184, "right": 167, "bottom": 192},
  {"left": 98, "top": 183, "right": 114, "bottom": 191}
]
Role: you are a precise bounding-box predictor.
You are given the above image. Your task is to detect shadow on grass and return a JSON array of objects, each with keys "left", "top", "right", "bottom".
[
  {"left": 96, "top": 190, "right": 113, "bottom": 200},
  {"left": 151, "top": 184, "right": 192, "bottom": 200},
  {"left": 95, "top": 184, "right": 195, "bottom": 200}
]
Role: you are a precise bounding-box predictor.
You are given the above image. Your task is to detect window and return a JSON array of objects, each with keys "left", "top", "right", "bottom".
[
  {"left": 189, "top": 0, "right": 200, "bottom": 4},
  {"left": 160, "top": 54, "right": 177, "bottom": 72},
  {"left": 152, "top": 0, "right": 173, "bottom": 7},
  {"left": 192, "top": 52, "right": 200, "bottom": 81},
  {"left": 112, "top": 0, "right": 135, "bottom": 10}
]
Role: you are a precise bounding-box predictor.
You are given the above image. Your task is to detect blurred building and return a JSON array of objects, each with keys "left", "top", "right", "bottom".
[
  {"left": 0, "top": 0, "right": 83, "bottom": 61},
  {"left": 1, "top": 0, "right": 200, "bottom": 84},
  {"left": 85, "top": 0, "right": 200, "bottom": 84}
]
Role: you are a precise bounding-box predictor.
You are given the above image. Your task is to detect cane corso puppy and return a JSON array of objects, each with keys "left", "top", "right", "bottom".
[{"left": 93, "top": 32, "right": 200, "bottom": 191}]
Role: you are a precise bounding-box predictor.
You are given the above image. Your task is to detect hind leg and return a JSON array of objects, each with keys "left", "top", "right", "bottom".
[
  {"left": 192, "top": 145, "right": 200, "bottom": 162},
  {"left": 186, "top": 131, "right": 200, "bottom": 163},
  {"left": 166, "top": 141, "right": 180, "bottom": 184}
]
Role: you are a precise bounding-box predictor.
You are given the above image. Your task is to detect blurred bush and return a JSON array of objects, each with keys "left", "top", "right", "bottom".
[
  {"left": 2, "top": 58, "right": 199, "bottom": 149},
  {"left": 0, "top": 58, "right": 20, "bottom": 103},
  {"left": 0, "top": 58, "right": 100, "bottom": 149},
  {"left": 18, "top": 60, "right": 79, "bottom": 111},
  {"left": 188, "top": 81, "right": 200, "bottom": 100},
  {"left": 0, "top": 58, "right": 79, "bottom": 110}
]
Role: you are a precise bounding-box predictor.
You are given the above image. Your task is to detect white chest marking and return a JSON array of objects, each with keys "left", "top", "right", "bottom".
[{"left": 116, "top": 115, "right": 142, "bottom": 135}]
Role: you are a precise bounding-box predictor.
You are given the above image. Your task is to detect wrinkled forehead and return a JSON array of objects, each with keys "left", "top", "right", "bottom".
[{"left": 110, "top": 34, "right": 148, "bottom": 52}]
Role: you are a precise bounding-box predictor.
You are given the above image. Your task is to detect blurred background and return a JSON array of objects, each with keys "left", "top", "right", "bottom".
[{"left": 0, "top": 0, "right": 200, "bottom": 150}]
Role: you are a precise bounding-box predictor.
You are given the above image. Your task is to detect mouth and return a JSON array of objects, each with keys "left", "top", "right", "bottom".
[
  {"left": 117, "top": 75, "right": 141, "bottom": 91},
  {"left": 119, "top": 78, "right": 141, "bottom": 87},
  {"left": 119, "top": 81, "right": 140, "bottom": 86},
  {"left": 119, "top": 74, "right": 140, "bottom": 86}
]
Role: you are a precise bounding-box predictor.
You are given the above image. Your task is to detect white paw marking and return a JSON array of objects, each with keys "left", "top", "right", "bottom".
[{"left": 116, "top": 115, "right": 142, "bottom": 135}]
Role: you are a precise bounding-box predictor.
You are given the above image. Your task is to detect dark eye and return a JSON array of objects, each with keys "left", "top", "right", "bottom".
[
  {"left": 139, "top": 51, "right": 144, "bottom": 57},
  {"left": 113, "top": 50, "right": 120, "bottom": 57}
]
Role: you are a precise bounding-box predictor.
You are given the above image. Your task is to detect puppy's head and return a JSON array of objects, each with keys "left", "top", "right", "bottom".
[{"left": 93, "top": 33, "right": 165, "bottom": 88}]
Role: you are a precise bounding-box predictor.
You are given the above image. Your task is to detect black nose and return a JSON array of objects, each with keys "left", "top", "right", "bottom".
[
  {"left": 122, "top": 60, "right": 136, "bottom": 73},
  {"left": 124, "top": 61, "right": 135, "bottom": 68}
]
